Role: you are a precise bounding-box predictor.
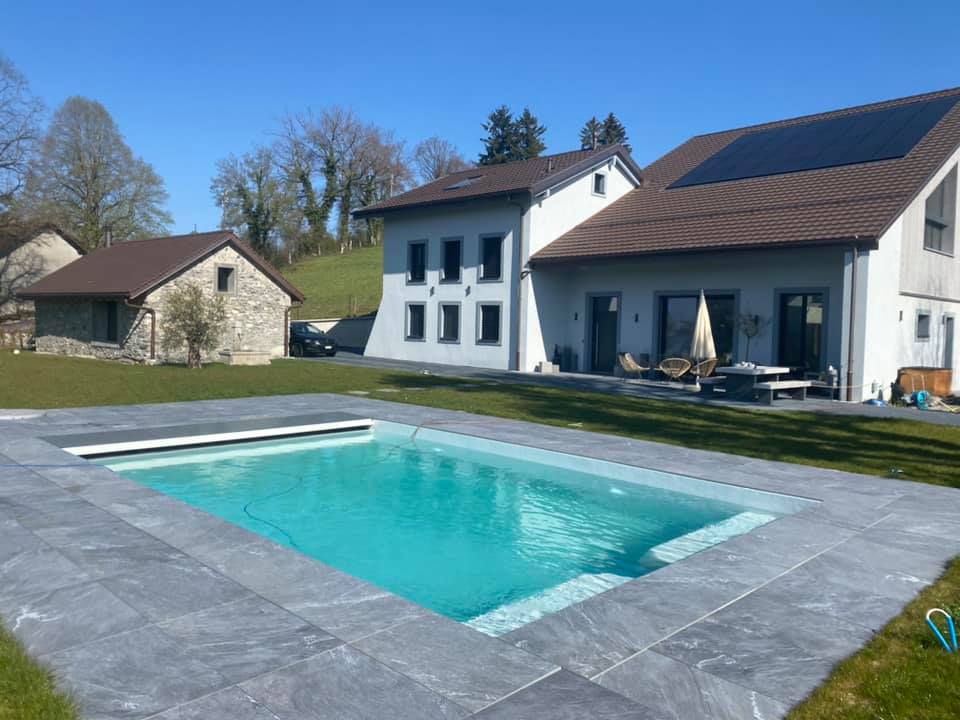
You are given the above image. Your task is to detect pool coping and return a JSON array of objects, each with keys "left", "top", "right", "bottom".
[{"left": 1, "top": 394, "right": 959, "bottom": 720}]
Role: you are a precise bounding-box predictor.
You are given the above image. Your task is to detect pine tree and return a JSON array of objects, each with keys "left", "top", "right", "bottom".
[
  {"left": 600, "top": 113, "right": 630, "bottom": 151},
  {"left": 514, "top": 107, "right": 546, "bottom": 159},
  {"left": 579, "top": 116, "right": 602, "bottom": 150},
  {"left": 478, "top": 105, "right": 517, "bottom": 165}
]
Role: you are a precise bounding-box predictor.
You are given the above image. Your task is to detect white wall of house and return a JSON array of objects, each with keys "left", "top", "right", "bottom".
[
  {"left": 1, "top": 231, "right": 81, "bottom": 317},
  {"left": 365, "top": 159, "right": 639, "bottom": 370},
  {"left": 527, "top": 246, "right": 847, "bottom": 373},
  {"left": 859, "top": 144, "right": 960, "bottom": 395}
]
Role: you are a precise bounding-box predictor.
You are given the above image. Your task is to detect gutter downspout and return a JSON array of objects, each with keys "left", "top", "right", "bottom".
[
  {"left": 124, "top": 299, "right": 156, "bottom": 361},
  {"left": 846, "top": 243, "right": 858, "bottom": 402},
  {"left": 285, "top": 301, "right": 303, "bottom": 357},
  {"left": 507, "top": 195, "right": 527, "bottom": 371}
]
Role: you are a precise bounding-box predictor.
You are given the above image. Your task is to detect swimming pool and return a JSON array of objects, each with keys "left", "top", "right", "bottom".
[{"left": 96, "top": 421, "right": 808, "bottom": 635}]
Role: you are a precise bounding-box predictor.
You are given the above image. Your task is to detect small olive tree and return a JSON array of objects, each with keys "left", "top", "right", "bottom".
[
  {"left": 161, "top": 282, "right": 227, "bottom": 368},
  {"left": 737, "top": 312, "right": 771, "bottom": 363}
]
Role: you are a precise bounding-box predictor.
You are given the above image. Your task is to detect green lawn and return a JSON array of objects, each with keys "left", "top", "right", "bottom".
[
  {"left": 2, "top": 352, "right": 959, "bottom": 719},
  {"left": 0, "top": 624, "right": 78, "bottom": 720},
  {"left": 282, "top": 245, "right": 383, "bottom": 319}
]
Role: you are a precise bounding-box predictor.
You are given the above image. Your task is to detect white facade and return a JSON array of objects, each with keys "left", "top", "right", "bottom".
[
  {"left": 1, "top": 230, "right": 82, "bottom": 317},
  {"left": 364, "top": 157, "right": 638, "bottom": 369},
  {"left": 366, "top": 150, "right": 960, "bottom": 399}
]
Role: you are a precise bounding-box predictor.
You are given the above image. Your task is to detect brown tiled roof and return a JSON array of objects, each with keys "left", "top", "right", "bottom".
[
  {"left": 18, "top": 231, "right": 305, "bottom": 302},
  {"left": 353, "top": 145, "right": 642, "bottom": 217},
  {"left": 533, "top": 87, "right": 960, "bottom": 263}
]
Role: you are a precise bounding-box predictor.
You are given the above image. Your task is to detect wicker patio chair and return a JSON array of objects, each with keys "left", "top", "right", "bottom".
[
  {"left": 617, "top": 352, "right": 650, "bottom": 380},
  {"left": 658, "top": 357, "right": 692, "bottom": 380},
  {"left": 692, "top": 358, "right": 718, "bottom": 378}
]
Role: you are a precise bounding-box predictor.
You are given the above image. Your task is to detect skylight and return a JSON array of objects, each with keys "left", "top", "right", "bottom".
[{"left": 445, "top": 175, "right": 484, "bottom": 191}]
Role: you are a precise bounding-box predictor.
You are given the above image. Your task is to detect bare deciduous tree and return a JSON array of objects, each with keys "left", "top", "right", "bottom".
[
  {"left": 0, "top": 55, "right": 43, "bottom": 220},
  {"left": 24, "top": 97, "right": 171, "bottom": 250},
  {"left": 411, "top": 136, "right": 470, "bottom": 183}
]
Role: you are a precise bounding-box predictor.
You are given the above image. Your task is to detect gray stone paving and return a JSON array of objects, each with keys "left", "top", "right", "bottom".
[{"left": 0, "top": 395, "right": 957, "bottom": 719}]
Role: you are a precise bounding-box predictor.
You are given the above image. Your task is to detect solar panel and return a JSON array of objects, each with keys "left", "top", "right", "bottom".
[{"left": 670, "top": 96, "right": 960, "bottom": 189}]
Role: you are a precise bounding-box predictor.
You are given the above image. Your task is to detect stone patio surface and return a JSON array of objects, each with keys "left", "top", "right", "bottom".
[{"left": 0, "top": 394, "right": 958, "bottom": 719}]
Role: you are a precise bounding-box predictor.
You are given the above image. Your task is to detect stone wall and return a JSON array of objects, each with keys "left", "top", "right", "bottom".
[{"left": 34, "top": 245, "right": 293, "bottom": 363}]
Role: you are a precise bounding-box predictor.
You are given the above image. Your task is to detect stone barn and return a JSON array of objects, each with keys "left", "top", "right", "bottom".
[{"left": 18, "top": 231, "right": 304, "bottom": 364}]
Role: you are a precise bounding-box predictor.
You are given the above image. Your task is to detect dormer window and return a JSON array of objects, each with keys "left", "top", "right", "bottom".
[
  {"left": 592, "top": 172, "right": 607, "bottom": 196},
  {"left": 924, "top": 166, "right": 956, "bottom": 255}
]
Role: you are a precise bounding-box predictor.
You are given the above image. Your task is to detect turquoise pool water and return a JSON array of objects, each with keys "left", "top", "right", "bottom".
[{"left": 97, "top": 423, "right": 798, "bottom": 635}]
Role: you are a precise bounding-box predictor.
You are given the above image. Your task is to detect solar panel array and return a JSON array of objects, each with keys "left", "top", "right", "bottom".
[{"left": 670, "top": 96, "right": 960, "bottom": 189}]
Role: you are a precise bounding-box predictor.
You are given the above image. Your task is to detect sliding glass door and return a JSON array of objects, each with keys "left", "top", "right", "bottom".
[
  {"left": 658, "top": 294, "right": 736, "bottom": 364},
  {"left": 778, "top": 292, "right": 825, "bottom": 372}
]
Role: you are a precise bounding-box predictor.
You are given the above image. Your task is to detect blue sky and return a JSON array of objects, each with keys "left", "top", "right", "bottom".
[{"left": 6, "top": 0, "right": 960, "bottom": 234}]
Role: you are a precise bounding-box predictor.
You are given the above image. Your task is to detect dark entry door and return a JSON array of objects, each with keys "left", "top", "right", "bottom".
[
  {"left": 778, "top": 292, "right": 825, "bottom": 373},
  {"left": 590, "top": 295, "right": 619, "bottom": 373}
]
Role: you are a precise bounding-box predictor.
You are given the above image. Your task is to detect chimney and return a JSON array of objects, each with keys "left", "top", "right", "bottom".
[
  {"left": 547, "top": 158, "right": 555, "bottom": 173},
  {"left": 104, "top": 228, "right": 112, "bottom": 248}
]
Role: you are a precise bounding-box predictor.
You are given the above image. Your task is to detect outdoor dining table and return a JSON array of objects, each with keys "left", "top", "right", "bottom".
[{"left": 715, "top": 365, "right": 792, "bottom": 402}]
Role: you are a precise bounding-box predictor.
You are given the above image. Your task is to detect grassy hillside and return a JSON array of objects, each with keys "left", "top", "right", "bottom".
[{"left": 282, "top": 245, "right": 383, "bottom": 319}]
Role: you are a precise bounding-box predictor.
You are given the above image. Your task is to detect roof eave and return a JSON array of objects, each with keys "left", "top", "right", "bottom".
[
  {"left": 529, "top": 235, "right": 878, "bottom": 266},
  {"left": 529, "top": 146, "right": 643, "bottom": 197},
  {"left": 352, "top": 189, "right": 532, "bottom": 219}
]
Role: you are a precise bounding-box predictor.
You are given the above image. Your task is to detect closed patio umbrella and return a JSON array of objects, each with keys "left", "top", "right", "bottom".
[{"left": 690, "top": 290, "right": 717, "bottom": 387}]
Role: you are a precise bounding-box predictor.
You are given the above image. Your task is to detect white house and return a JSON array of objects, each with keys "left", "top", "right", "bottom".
[{"left": 357, "top": 88, "right": 960, "bottom": 400}]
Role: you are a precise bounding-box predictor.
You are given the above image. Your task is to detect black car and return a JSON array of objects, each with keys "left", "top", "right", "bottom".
[{"left": 289, "top": 322, "right": 338, "bottom": 357}]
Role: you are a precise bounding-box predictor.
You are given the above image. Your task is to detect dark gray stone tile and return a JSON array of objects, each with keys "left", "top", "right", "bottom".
[
  {"left": 0, "top": 580, "right": 146, "bottom": 655},
  {"left": 857, "top": 524, "right": 960, "bottom": 557},
  {"left": 712, "top": 514, "right": 855, "bottom": 568},
  {"left": 597, "top": 650, "right": 789, "bottom": 720},
  {"left": 798, "top": 545, "right": 934, "bottom": 601},
  {"left": 157, "top": 596, "right": 341, "bottom": 683},
  {"left": 872, "top": 506, "right": 960, "bottom": 542},
  {"left": 193, "top": 538, "right": 339, "bottom": 599},
  {"left": 34, "top": 518, "right": 185, "bottom": 579},
  {"left": 152, "top": 686, "right": 281, "bottom": 720},
  {"left": 42, "top": 624, "right": 228, "bottom": 719},
  {"left": 654, "top": 593, "right": 874, "bottom": 705},
  {"left": 265, "top": 567, "right": 427, "bottom": 641},
  {"left": 0, "top": 545, "right": 91, "bottom": 601},
  {"left": 753, "top": 565, "right": 908, "bottom": 632},
  {"left": 352, "top": 613, "right": 557, "bottom": 712},
  {"left": 240, "top": 644, "right": 469, "bottom": 719},
  {"left": 472, "top": 670, "right": 651, "bottom": 719},
  {"left": 100, "top": 556, "right": 253, "bottom": 622},
  {"left": 834, "top": 535, "right": 951, "bottom": 581}
]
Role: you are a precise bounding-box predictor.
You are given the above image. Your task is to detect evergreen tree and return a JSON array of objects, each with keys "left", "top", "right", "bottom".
[
  {"left": 600, "top": 113, "right": 630, "bottom": 150},
  {"left": 579, "top": 116, "right": 602, "bottom": 150},
  {"left": 514, "top": 107, "right": 546, "bottom": 159},
  {"left": 478, "top": 105, "right": 518, "bottom": 165}
]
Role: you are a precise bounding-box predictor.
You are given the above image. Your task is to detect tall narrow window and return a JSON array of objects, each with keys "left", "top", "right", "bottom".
[
  {"left": 406, "top": 304, "right": 425, "bottom": 340},
  {"left": 441, "top": 239, "right": 462, "bottom": 283},
  {"left": 593, "top": 172, "right": 607, "bottom": 196},
  {"left": 92, "top": 301, "right": 119, "bottom": 343},
  {"left": 477, "top": 304, "right": 501, "bottom": 344},
  {"left": 480, "top": 236, "right": 503, "bottom": 281},
  {"left": 216, "top": 265, "right": 236, "bottom": 293},
  {"left": 924, "top": 166, "right": 956, "bottom": 254},
  {"left": 407, "top": 241, "right": 427, "bottom": 283},
  {"left": 439, "top": 303, "right": 460, "bottom": 342},
  {"left": 917, "top": 311, "right": 931, "bottom": 340}
]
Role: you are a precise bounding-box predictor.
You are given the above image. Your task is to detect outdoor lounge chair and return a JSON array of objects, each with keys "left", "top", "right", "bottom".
[
  {"left": 658, "top": 357, "right": 691, "bottom": 380},
  {"left": 617, "top": 352, "right": 650, "bottom": 380},
  {"left": 692, "top": 358, "right": 718, "bottom": 378}
]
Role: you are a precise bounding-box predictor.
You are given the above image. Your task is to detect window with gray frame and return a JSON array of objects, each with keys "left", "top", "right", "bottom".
[
  {"left": 92, "top": 301, "right": 119, "bottom": 343},
  {"left": 917, "top": 311, "right": 931, "bottom": 340},
  {"left": 593, "top": 172, "right": 606, "bottom": 196},
  {"left": 407, "top": 241, "right": 427, "bottom": 283},
  {"left": 924, "top": 166, "right": 956, "bottom": 254},
  {"left": 477, "top": 303, "right": 501, "bottom": 344},
  {"left": 439, "top": 303, "right": 460, "bottom": 342},
  {"left": 216, "top": 265, "right": 236, "bottom": 293},
  {"left": 406, "top": 304, "right": 425, "bottom": 341},
  {"left": 480, "top": 236, "right": 503, "bottom": 281},
  {"left": 441, "top": 239, "right": 462, "bottom": 282}
]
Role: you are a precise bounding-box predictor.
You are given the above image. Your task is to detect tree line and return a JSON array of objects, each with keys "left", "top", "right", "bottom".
[{"left": 0, "top": 52, "right": 631, "bottom": 265}]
